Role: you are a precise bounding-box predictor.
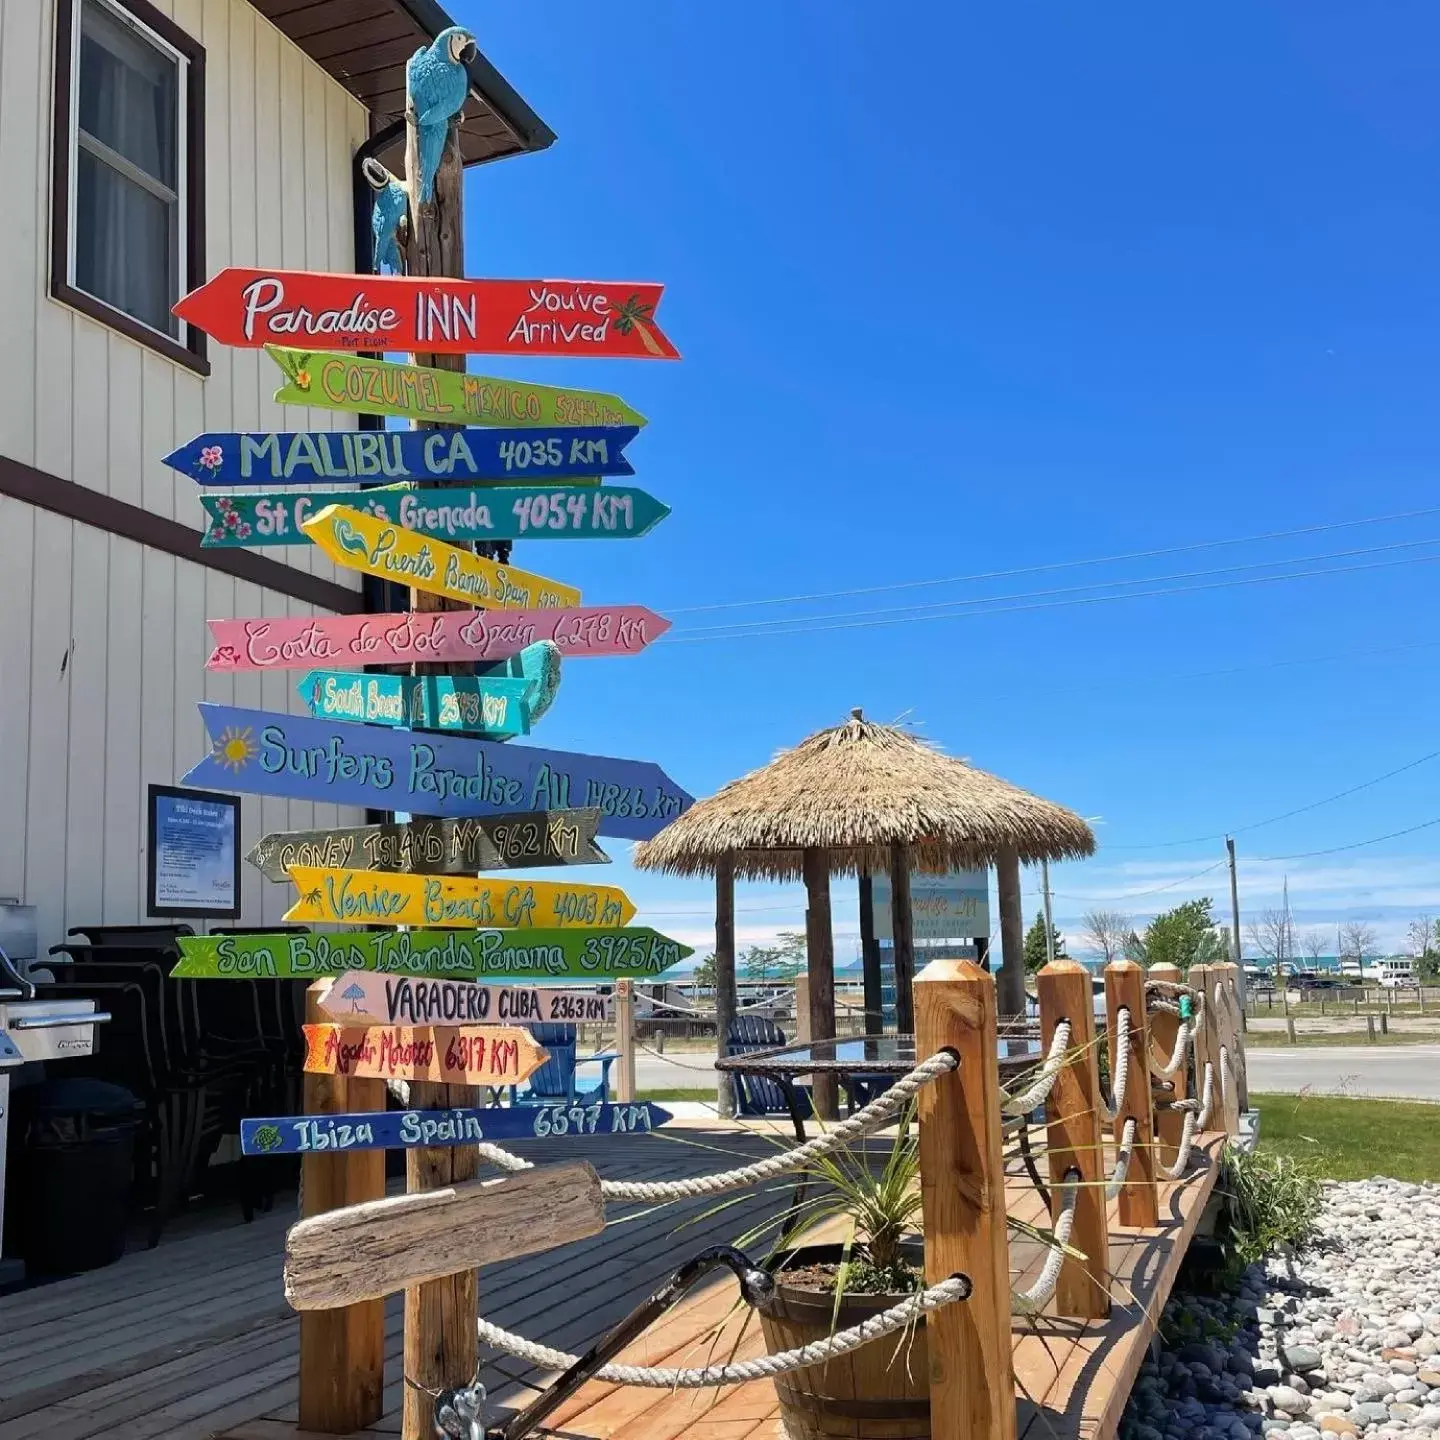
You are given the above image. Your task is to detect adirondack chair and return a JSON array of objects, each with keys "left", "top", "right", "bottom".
[
  {"left": 724, "top": 1016, "right": 813, "bottom": 1123},
  {"left": 508, "top": 1023, "right": 618, "bottom": 1106}
]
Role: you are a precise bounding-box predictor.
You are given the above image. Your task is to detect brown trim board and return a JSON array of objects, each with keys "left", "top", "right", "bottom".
[{"left": 0, "top": 454, "right": 364, "bottom": 614}]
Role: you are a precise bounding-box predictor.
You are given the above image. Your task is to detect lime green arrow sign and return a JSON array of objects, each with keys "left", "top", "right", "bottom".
[
  {"left": 265, "top": 346, "right": 647, "bottom": 430},
  {"left": 170, "top": 927, "right": 692, "bottom": 981}
]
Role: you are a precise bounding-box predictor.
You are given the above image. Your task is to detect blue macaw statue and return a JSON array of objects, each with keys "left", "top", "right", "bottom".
[
  {"left": 475, "top": 640, "right": 562, "bottom": 730},
  {"left": 360, "top": 157, "right": 408, "bottom": 274},
  {"left": 406, "top": 26, "right": 477, "bottom": 203}
]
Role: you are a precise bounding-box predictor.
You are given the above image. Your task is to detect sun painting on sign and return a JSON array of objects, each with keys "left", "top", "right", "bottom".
[{"left": 213, "top": 725, "right": 258, "bottom": 773}]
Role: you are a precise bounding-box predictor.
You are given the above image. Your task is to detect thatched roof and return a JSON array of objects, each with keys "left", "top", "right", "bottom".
[{"left": 633, "top": 709, "right": 1096, "bottom": 881}]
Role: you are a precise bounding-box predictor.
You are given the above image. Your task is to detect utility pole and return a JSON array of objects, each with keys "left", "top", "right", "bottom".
[
  {"left": 1041, "top": 859, "right": 1056, "bottom": 966},
  {"left": 1226, "top": 836, "right": 1245, "bottom": 1015}
]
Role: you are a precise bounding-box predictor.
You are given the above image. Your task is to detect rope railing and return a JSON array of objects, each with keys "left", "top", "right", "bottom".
[
  {"left": 1105, "top": 1116, "right": 1138, "bottom": 1200},
  {"left": 1000, "top": 1019, "right": 1071, "bottom": 1117},
  {"left": 1012, "top": 1171, "right": 1080, "bottom": 1315},
  {"left": 474, "top": 1274, "right": 974, "bottom": 1387},
  {"left": 1159, "top": 1059, "right": 1215, "bottom": 1177},
  {"left": 1099, "top": 1006, "right": 1130, "bottom": 1120}
]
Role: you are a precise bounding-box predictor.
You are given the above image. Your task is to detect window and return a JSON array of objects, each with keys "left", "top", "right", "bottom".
[{"left": 51, "top": 0, "right": 207, "bottom": 373}]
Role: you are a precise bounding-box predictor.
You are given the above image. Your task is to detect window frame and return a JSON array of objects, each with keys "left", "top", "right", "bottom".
[{"left": 50, "top": 0, "right": 208, "bottom": 376}]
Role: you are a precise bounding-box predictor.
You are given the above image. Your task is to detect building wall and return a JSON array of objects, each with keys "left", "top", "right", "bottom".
[{"left": 0, "top": 0, "right": 373, "bottom": 951}]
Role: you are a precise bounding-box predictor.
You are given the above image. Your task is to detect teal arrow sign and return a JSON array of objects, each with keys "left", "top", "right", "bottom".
[
  {"left": 299, "top": 671, "right": 532, "bottom": 738},
  {"left": 199, "top": 485, "right": 669, "bottom": 547}
]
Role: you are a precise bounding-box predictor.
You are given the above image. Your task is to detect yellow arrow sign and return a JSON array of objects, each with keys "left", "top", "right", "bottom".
[
  {"left": 301, "top": 504, "right": 581, "bottom": 611},
  {"left": 284, "top": 866, "right": 636, "bottom": 930}
]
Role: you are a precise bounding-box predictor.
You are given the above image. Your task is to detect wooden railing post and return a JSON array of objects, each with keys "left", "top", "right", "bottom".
[
  {"left": 794, "top": 973, "right": 812, "bottom": 1043},
  {"left": 1036, "top": 960, "right": 1109, "bottom": 1318},
  {"left": 1104, "top": 960, "right": 1157, "bottom": 1229},
  {"left": 298, "top": 981, "right": 385, "bottom": 1433},
  {"left": 1216, "top": 962, "right": 1249, "bottom": 1115},
  {"left": 1146, "top": 962, "right": 1188, "bottom": 1171},
  {"left": 1188, "top": 963, "right": 1220, "bottom": 1132},
  {"left": 916, "top": 958, "right": 1017, "bottom": 1440},
  {"left": 614, "top": 979, "right": 637, "bottom": 1102},
  {"left": 1201, "top": 963, "right": 1241, "bottom": 1137}
]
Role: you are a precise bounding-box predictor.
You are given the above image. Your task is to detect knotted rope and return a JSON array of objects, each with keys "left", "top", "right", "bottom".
[
  {"left": 1159, "top": 1060, "right": 1215, "bottom": 1178},
  {"left": 1000, "top": 1019, "right": 1071, "bottom": 1117},
  {"left": 1106, "top": 1116, "right": 1138, "bottom": 1200},
  {"left": 1100, "top": 1007, "right": 1130, "bottom": 1120},
  {"left": 474, "top": 1274, "right": 974, "bottom": 1387},
  {"left": 1012, "top": 1171, "right": 1081, "bottom": 1315}
]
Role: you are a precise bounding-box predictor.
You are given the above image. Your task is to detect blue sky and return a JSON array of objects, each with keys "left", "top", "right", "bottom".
[{"left": 446, "top": 0, "right": 1440, "bottom": 962}]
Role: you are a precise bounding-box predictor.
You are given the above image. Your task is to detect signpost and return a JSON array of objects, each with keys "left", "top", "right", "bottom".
[
  {"left": 302, "top": 505, "right": 581, "bottom": 610},
  {"left": 246, "top": 809, "right": 610, "bottom": 882},
  {"left": 282, "top": 866, "right": 636, "bottom": 930},
  {"left": 282, "top": 1162, "right": 606, "bottom": 1311},
  {"left": 266, "top": 345, "right": 647, "bottom": 428},
  {"left": 170, "top": 926, "right": 693, "bottom": 981},
  {"left": 242, "top": 1101, "right": 670, "bottom": 1156},
  {"left": 317, "top": 971, "right": 616, "bottom": 1025},
  {"left": 301, "top": 1022, "right": 548, "bottom": 1087},
  {"left": 298, "top": 670, "right": 531, "bottom": 738},
  {"left": 165, "top": 425, "right": 638, "bottom": 486},
  {"left": 875, "top": 870, "right": 991, "bottom": 942},
  {"left": 206, "top": 605, "right": 670, "bottom": 671},
  {"left": 181, "top": 703, "right": 693, "bottom": 840},
  {"left": 200, "top": 483, "right": 669, "bottom": 547},
  {"left": 177, "top": 269, "right": 678, "bottom": 359}
]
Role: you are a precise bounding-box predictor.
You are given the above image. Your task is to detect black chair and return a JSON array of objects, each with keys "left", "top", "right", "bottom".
[{"left": 67, "top": 924, "right": 194, "bottom": 948}]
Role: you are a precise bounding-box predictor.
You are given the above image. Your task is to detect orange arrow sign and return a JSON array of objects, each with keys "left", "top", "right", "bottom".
[{"left": 301, "top": 1023, "right": 547, "bottom": 1087}]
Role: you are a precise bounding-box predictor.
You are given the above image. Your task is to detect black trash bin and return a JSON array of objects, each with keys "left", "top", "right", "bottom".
[{"left": 14, "top": 1078, "right": 142, "bottom": 1274}]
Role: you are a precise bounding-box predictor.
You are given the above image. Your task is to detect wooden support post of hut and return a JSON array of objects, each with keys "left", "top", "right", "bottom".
[
  {"left": 802, "top": 846, "right": 839, "bottom": 1119},
  {"left": 996, "top": 845, "right": 1027, "bottom": 1023},
  {"left": 916, "top": 958, "right": 1017, "bottom": 1440},
  {"left": 1105, "top": 959, "right": 1158, "bottom": 1229},
  {"left": 1037, "top": 959, "right": 1110, "bottom": 1318},
  {"left": 297, "top": 982, "right": 385, "bottom": 1433},
  {"left": 858, "top": 871, "right": 884, "bottom": 1036},
  {"left": 714, "top": 854, "right": 737, "bottom": 1116},
  {"left": 889, "top": 841, "right": 917, "bottom": 1036},
  {"left": 1147, "top": 962, "right": 1189, "bottom": 1170}
]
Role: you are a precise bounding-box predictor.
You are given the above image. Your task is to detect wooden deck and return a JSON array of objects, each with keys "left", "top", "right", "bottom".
[{"left": 0, "top": 1128, "right": 1222, "bottom": 1440}]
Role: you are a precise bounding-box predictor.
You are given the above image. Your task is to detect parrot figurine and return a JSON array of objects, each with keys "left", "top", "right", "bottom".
[
  {"left": 474, "top": 640, "right": 562, "bottom": 731},
  {"left": 360, "top": 156, "right": 408, "bottom": 274},
  {"left": 405, "top": 25, "right": 477, "bottom": 203}
]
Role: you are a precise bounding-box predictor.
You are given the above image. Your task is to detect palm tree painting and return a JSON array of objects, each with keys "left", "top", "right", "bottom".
[{"left": 612, "top": 294, "right": 667, "bottom": 356}]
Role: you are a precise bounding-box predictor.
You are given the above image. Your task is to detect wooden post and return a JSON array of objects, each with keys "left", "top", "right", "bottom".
[
  {"left": 613, "top": 979, "right": 637, "bottom": 1102},
  {"left": 794, "top": 973, "right": 812, "bottom": 1043},
  {"left": 1104, "top": 960, "right": 1157, "bottom": 1229},
  {"left": 297, "top": 981, "right": 385, "bottom": 1433},
  {"left": 714, "top": 855, "right": 737, "bottom": 1118},
  {"left": 1147, "top": 962, "right": 1188, "bottom": 1171},
  {"left": 1189, "top": 963, "right": 1219, "bottom": 1128},
  {"left": 1286, "top": 1017, "right": 1296, "bottom": 1044},
  {"left": 1380, "top": 1011, "right": 1389, "bottom": 1036},
  {"left": 996, "top": 846, "right": 1027, "bottom": 1023},
  {"left": 400, "top": 106, "right": 480, "bottom": 1440},
  {"left": 1217, "top": 962, "right": 1249, "bottom": 1113},
  {"left": 915, "top": 959, "right": 1017, "bottom": 1440},
  {"left": 890, "top": 842, "right": 917, "bottom": 1036},
  {"left": 1036, "top": 960, "right": 1109, "bottom": 1318},
  {"left": 802, "top": 847, "right": 838, "bottom": 1119},
  {"left": 1206, "top": 964, "right": 1242, "bottom": 1137},
  {"left": 1366, "top": 1014, "right": 1376, "bottom": 1044},
  {"left": 858, "top": 872, "right": 884, "bottom": 1036}
]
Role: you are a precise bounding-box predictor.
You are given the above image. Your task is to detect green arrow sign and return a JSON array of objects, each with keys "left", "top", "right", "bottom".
[
  {"left": 170, "top": 927, "right": 692, "bottom": 981},
  {"left": 266, "top": 346, "right": 647, "bottom": 429}
]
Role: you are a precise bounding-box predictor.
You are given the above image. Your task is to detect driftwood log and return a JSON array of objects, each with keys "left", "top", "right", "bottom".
[{"left": 284, "top": 1161, "right": 605, "bottom": 1311}]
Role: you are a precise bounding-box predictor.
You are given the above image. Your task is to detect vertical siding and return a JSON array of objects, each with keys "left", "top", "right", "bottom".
[{"left": 0, "top": 0, "right": 374, "bottom": 950}]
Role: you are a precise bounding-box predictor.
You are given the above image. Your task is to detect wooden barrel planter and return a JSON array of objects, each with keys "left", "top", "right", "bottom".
[{"left": 758, "top": 1242, "right": 930, "bottom": 1439}]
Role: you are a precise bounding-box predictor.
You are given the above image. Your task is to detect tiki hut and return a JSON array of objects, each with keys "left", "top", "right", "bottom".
[{"left": 634, "top": 709, "right": 1095, "bottom": 1115}]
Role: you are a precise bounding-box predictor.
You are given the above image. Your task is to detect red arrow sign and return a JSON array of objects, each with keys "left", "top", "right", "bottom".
[{"left": 173, "top": 269, "right": 678, "bottom": 359}]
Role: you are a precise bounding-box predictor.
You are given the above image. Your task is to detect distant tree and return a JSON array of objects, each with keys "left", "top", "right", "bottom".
[
  {"left": 742, "top": 944, "right": 783, "bottom": 984},
  {"left": 1339, "top": 921, "right": 1379, "bottom": 978},
  {"left": 1300, "top": 930, "right": 1328, "bottom": 965},
  {"left": 1129, "top": 898, "right": 1217, "bottom": 972},
  {"left": 1081, "top": 909, "right": 1130, "bottom": 965},
  {"left": 1405, "top": 916, "right": 1435, "bottom": 962},
  {"left": 1024, "top": 910, "right": 1065, "bottom": 973},
  {"left": 773, "top": 930, "right": 807, "bottom": 981},
  {"left": 691, "top": 953, "right": 717, "bottom": 991}
]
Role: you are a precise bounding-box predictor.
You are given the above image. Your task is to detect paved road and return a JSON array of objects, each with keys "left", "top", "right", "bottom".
[
  {"left": 635, "top": 1047, "right": 1440, "bottom": 1102},
  {"left": 1241, "top": 1045, "right": 1440, "bottom": 1101}
]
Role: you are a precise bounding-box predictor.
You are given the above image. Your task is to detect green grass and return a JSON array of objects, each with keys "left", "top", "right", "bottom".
[
  {"left": 1253, "top": 1094, "right": 1440, "bottom": 1182},
  {"left": 638, "top": 1087, "right": 714, "bottom": 1102},
  {"left": 1245, "top": 1030, "right": 1440, "bottom": 1047}
]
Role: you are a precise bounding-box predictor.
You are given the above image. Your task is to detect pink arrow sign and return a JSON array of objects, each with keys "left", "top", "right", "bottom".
[{"left": 206, "top": 607, "right": 670, "bottom": 672}]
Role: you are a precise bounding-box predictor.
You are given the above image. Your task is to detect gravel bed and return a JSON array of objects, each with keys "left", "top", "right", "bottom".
[{"left": 1120, "top": 1179, "right": 1440, "bottom": 1440}]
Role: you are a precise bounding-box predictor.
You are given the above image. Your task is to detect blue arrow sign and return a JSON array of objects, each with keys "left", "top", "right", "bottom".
[
  {"left": 182, "top": 703, "right": 692, "bottom": 840},
  {"left": 240, "top": 1101, "right": 673, "bottom": 1156},
  {"left": 298, "top": 670, "right": 532, "bottom": 738},
  {"left": 164, "top": 426, "right": 639, "bottom": 486}
]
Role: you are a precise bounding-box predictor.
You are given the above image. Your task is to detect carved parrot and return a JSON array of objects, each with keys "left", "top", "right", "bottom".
[
  {"left": 474, "top": 640, "right": 563, "bottom": 730},
  {"left": 360, "top": 157, "right": 408, "bottom": 274},
  {"left": 406, "top": 25, "right": 477, "bottom": 203}
]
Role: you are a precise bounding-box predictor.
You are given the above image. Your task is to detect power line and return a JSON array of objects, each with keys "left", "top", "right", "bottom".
[
  {"left": 661, "top": 550, "right": 1440, "bottom": 644},
  {"left": 1048, "top": 860, "right": 1228, "bottom": 904},
  {"left": 670, "top": 536, "right": 1440, "bottom": 638},
  {"left": 1248, "top": 816, "right": 1440, "bottom": 863},
  {"left": 666, "top": 504, "right": 1440, "bottom": 615}
]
